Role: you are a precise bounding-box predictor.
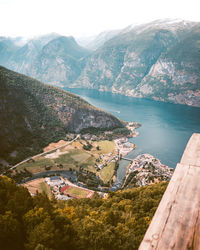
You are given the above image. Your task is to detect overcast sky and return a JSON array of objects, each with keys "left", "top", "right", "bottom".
[{"left": 0, "top": 0, "right": 199, "bottom": 38}]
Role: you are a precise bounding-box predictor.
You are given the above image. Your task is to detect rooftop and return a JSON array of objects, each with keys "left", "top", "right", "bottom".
[{"left": 50, "top": 176, "right": 61, "bottom": 181}]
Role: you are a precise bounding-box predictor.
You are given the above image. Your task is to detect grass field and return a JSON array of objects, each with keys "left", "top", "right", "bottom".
[
  {"left": 22, "top": 178, "right": 52, "bottom": 197},
  {"left": 95, "top": 141, "right": 115, "bottom": 154},
  {"left": 97, "top": 162, "right": 115, "bottom": 184},
  {"left": 40, "top": 182, "right": 52, "bottom": 197},
  {"left": 71, "top": 152, "right": 90, "bottom": 162},
  {"left": 16, "top": 140, "right": 116, "bottom": 177},
  {"left": 17, "top": 148, "right": 93, "bottom": 173},
  {"left": 61, "top": 185, "right": 93, "bottom": 198},
  {"left": 17, "top": 158, "right": 54, "bottom": 173},
  {"left": 84, "top": 165, "right": 97, "bottom": 173}
]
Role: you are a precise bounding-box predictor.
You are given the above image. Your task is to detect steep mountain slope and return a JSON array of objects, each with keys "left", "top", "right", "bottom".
[
  {"left": 130, "top": 25, "right": 200, "bottom": 106},
  {"left": 1, "top": 35, "right": 91, "bottom": 87},
  {"left": 0, "top": 37, "right": 20, "bottom": 65},
  {"left": 1, "top": 20, "right": 199, "bottom": 106},
  {"left": 77, "top": 29, "right": 121, "bottom": 50},
  {"left": 72, "top": 19, "right": 200, "bottom": 106},
  {"left": 29, "top": 36, "right": 91, "bottom": 86},
  {"left": 0, "top": 66, "right": 124, "bottom": 169}
]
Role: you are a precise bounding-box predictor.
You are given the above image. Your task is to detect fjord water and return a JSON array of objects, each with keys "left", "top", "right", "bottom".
[{"left": 65, "top": 88, "right": 200, "bottom": 182}]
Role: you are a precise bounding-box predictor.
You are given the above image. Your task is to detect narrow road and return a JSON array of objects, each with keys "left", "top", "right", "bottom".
[{"left": 1, "top": 134, "right": 80, "bottom": 176}]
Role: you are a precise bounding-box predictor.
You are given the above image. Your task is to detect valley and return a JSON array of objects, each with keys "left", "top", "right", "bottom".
[
  {"left": 0, "top": 12, "right": 200, "bottom": 249},
  {"left": 0, "top": 66, "right": 125, "bottom": 172},
  {"left": 9, "top": 132, "right": 135, "bottom": 196},
  {"left": 7, "top": 126, "right": 173, "bottom": 200},
  {"left": 67, "top": 88, "right": 200, "bottom": 171},
  {"left": 1, "top": 19, "right": 200, "bottom": 107}
]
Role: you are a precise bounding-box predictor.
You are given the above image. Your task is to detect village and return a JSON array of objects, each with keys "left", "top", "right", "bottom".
[
  {"left": 11, "top": 121, "right": 174, "bottom": 199},
  {"left": 19, "top": 133, "right": 136, "bottom": 199},
  {"left": 45, "top": 175, "right": 96, "bottom": 200},
  {"left": 114, "top": 137, "right": 135, "bottom": 157},
  {"left": 122, "top": 154, "right": 174, "bottom": 188}
]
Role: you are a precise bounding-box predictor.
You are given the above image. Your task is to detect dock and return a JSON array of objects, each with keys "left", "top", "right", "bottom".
[{"left": 121, "top": 157, "right": 133, "bottom": 162}]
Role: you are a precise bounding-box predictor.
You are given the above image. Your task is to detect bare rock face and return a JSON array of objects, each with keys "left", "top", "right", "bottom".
[
  {"left": 73, "top": 20, "right": 200, "bottom": 107},
  {"left": 2, "top": 35, "right": 91, "bottom": 88},
  {"left": 136, "top": 58, "right": 200, "bottom": 106},
  {"left": 0, "top": 20, "right": 199, "bottom": 107},
  {"left": 66, "top": 109, "right": 122, "bottom": 133}
]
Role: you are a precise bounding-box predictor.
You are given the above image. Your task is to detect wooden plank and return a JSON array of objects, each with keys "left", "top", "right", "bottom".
[
  {"left": 139, "top": 164, "right": 200, "bottom": 249},
  {"left": 139, "top": 133, "right": 200, "bottom": 250},
  {"left": 181, "top": 133, "right": 200, "bottom": 166}
]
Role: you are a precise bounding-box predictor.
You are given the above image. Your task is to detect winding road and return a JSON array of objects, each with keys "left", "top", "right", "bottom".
[{"left": 1, "top": 134, "right": 80, "bottom": 176}]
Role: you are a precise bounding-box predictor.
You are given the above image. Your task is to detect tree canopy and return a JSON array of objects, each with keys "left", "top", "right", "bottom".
[{"left": 0, "top": 176, "right": 167, "bottom": 250}]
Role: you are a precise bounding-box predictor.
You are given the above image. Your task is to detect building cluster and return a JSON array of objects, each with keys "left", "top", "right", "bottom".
[
  {"left": 81, "top": 134, "right": 99, "bottom": 141},
  {"left": 45, "top": 176, "right": 73, "bottom": 200},
  {"left": 114, "top": 137, "right": 135, "bottom": 156},
  {"left": 95, "top": 152, "right": 118, "bottom": 170},
  {"left": 126, "top": 122, "right": 141, "bottom": 137},
  {"left": 45, "top": 176, "right": 97, "bottom": 200},
  {"left": 124, "top": 154, "right": 174, "bottom": 187}
]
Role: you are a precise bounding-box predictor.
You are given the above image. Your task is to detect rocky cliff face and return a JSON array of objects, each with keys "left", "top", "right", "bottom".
[
  {"left": 2, "top": 35, "right": 91, "bottom": 87},
  {"left": 0, "top": 20, "right": 200, "bottom": 107},
  {"left": 72, "top": 20, "right": 200, "bottom": 106}
]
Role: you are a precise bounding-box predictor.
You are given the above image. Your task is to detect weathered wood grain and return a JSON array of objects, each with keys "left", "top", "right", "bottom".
[
  {"left": 181, "top": 133, "right": 200, "bottom": 167},
  {"left": 139, "top": 133, "right": 200, "bottom": 250}
]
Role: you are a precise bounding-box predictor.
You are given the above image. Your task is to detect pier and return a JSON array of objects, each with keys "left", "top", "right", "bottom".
[{"left": 121, "top": 157, "right": 133, "bottom": 162}]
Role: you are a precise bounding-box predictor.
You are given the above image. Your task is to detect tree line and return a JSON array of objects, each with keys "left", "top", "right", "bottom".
[{"left": 0, "top": 176, "right": 167, "bottom": 250}]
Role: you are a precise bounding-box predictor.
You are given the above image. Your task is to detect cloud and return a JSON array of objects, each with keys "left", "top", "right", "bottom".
[{"left": 0, "top": 0, "right": 199, "bottom": 37}]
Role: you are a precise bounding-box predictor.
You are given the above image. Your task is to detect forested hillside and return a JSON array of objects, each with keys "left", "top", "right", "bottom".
[
  {"left": 0, "top": 176, "right": 168, "bottom": 250},
  {"left": 0, "top": 66, "right": 124, "bottom": 171}
]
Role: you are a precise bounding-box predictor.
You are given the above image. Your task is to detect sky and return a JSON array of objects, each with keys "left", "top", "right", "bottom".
[{"left": 0, "top": 0, "right": 200, "bottom": 38}]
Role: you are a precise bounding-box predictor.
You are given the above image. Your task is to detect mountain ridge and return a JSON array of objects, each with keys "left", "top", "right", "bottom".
[
  {"left": 1, "top": 35, "right": 91, "bottom": 87},
  {"left": 0, "top": 66, "right": 124, "bottom": 170},
  {"left": 72, "top": 19, "right": 200, "bottom": 106},
  {"left": 0, "top": 19, "right": 200, "bottom": 106}
]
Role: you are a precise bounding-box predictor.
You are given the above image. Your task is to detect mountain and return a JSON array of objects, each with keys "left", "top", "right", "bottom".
[
  {"left": 0, "top": 37, "right": 20, "bottom": 65},
  {"left": 72, "top": 19, "right": 200, "bottom": 107},
  {"left": 1, "top": 35, "right": 91, "bottom": 87},
  {"left": 0, "top": 66, "right": 124, "bottom": 169},
  {"left": 28, "top": 36, "right": 91, "bottom": 86},
  {"left": 1, "top": 20, "right": 200, "bottom": 106},
  {"left": 77, "top": 29, "right": 121, "bottom": 50}
]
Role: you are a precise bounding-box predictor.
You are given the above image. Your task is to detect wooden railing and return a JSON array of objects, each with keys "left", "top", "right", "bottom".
[{"left": 139, "top": 133, "right": 200, "bottom": 250}]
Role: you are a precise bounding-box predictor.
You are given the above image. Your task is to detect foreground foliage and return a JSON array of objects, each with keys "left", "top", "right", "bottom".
[{"left": 0, "top": 176, "right": 168, "bottom": 250}]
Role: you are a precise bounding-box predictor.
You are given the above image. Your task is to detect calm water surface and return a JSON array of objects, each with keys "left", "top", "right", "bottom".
[{"left": 65, "top": 88, "right": 200, "bottom": 183}]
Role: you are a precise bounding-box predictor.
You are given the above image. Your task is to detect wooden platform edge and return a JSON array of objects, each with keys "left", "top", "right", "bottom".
[{"left": 139, "top": 133, "right": 200, "bottom": 250}]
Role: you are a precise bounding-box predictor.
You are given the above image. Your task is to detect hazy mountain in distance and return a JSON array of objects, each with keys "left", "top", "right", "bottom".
[
  {"left": 1, "top": 20, "right": 200, "bottom": 106},
  {"left": 0, "top": 37, "right": 20, "bottom": 65},
  {"left": 76, "top": 29, "right": 121, "bottom": 50},
  {"left": 72, "top": 19, "right": 200, "bottom": 107},
  {"left": 1, "top": 34, "right": 91, "bottom": 87},
  {"left": 28, "top": 36, "right": 91, "bottom": 86}
]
